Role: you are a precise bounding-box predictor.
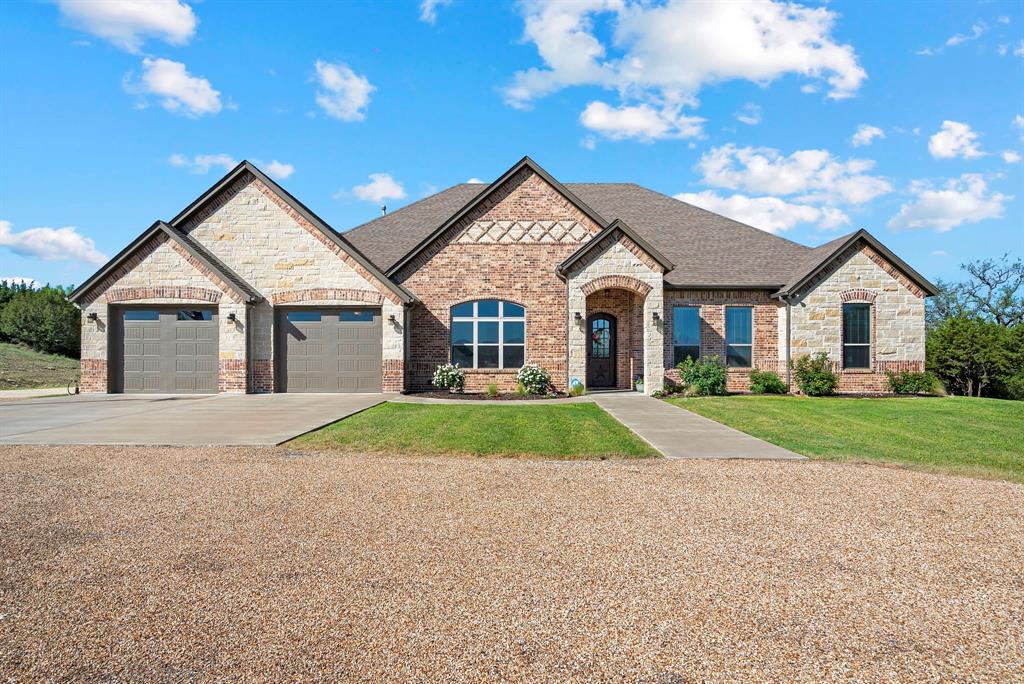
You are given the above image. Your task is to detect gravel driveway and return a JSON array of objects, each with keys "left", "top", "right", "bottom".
[{"left": 2, "top": 446, "right": 1021, "bottom": 682}]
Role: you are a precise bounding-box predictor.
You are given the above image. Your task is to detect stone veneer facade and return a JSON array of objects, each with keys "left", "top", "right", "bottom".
[{"left": 76, "top": 163, "right": 928, "bottom": 396}]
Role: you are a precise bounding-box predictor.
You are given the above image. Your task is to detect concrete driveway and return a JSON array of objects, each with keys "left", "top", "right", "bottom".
[{"left": 0, "top": 393, "right": 389, "bottom": 446}]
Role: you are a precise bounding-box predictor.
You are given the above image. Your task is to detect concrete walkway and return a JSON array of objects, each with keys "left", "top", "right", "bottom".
[
  {"left": 591, "top": 393, "right": 805, "bottom": 460},
  {"left": 0, "top": 393, "right": 391, "bottom": 446}
]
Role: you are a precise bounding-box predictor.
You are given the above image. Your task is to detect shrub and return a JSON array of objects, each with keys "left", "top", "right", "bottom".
[
  {"left": 885, "top": 370, "right": 938, "bottom": 395},
  {"left": 677, "top": 356, "right": 727, "bottom": 396},
  {"left": 749, "top": 369, "right": 787, "bottom": 394},
  {"left": 485, "top": 383, "right": 499, "bottom": 398},
  {"left": 791, "top": 353, "right": 838, "bottom": 396},
  {"left": 432, "top": 363, "right": 465, "bottom": 393},
  {"left": 516, "top": 362, "right": 552, "bottom": 395},
  {"left": 515, "top": 381, "right": 528, "bottom": 397}
]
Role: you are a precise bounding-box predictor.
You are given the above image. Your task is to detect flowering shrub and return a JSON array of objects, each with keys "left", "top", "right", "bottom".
[
  {"left": 432, "top": 363, "right": 465, "bottom": 393},
  {"left": 516, "top": 363, "right": 552, "bottom": 395}
]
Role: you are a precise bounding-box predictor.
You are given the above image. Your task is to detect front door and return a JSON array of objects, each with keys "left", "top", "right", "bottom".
[{"left": 586, "top": 313, "right": 616, "bottom": 388}]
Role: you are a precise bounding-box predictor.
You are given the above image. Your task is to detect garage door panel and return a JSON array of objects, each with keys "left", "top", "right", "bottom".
[
  {"left": 119, "top": 308, "right": 218, "bottom": 394},
  {"left": 280, "top": 308, "right": 382, "bottom": 393}
]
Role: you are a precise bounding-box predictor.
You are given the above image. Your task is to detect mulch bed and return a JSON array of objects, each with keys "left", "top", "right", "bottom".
[{"left": 406, "top": 390, "right": 569, "bottom": 401}]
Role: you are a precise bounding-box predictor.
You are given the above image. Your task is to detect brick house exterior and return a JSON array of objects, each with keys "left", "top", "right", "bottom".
[{"left": 70, "top": 157, "right": 936, "bottom": 396}]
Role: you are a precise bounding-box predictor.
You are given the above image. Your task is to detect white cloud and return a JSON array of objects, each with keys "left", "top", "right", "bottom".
[
  {"left": 126, "top": 58, "right": 222, "bottom": 117},
  {"left": 675, "top": 191, "right": 849, "bottom": 233},
  {"left": 850, "top": 124, "right": 885, "bottom": 147},
  {"left": 580, "top": 136, "right": 597, "bottom": 151},
  {"left": 887, "top": 174, "right": 1010, "bottom": 233},
  {"left": 169, "top": 153, "right": 237, "bottom": 174},
  {"left": 0, "top": 220, "right": 108, "bottom": 266},
  {"left": 697, "top": 144, "right": 892, "bottom": 205},
  {"left": 928, "top": 120, "right": 983, "bottom": 159},
  {"left": 57, "top": 0, "right": 196, "bottom": 53},
  {"left": 349, "top": 173, "right": 406, "bottom": 203},
  {"left": 946, "top": 21, "right": 987, "bottom": 46},
  {"left": 466, "top": 178, "right": 485, "bottom": 184},
  {"left": 314, "top": 60, "right": 374, "bottom": 122},
  {"left": 735, "top": 103, "right": 762, "bottom": 126},
  {"left": 998, "top": 16, "right": 1010, "bottom": 25},
  {"left": 0, "top": 276, "right": 38, "bottom": 288},
  {"left": 258, "top": 160, "right": 296, "bottom": 180},
  {"left": 419, "top": 0, "right": 451, "bottom": 24},
  {"left": 579, "top": 101, "right": 704, "bottom": 142},
  {"left": 1002, "top": 150, "right": 1022, "bottom": 164}
]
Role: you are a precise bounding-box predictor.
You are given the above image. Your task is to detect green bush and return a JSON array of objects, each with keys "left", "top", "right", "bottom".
[
  {"left": 749, "top": 369, "right": 787, "bottom": 394},
  {"left": 516, "top": 362, "right": 552, "bottom": 395},
  {"left": 432, "top": 363, "right": 465, "bottom": 393},
  {"left": 791, "top": 353, "right": 838, "bottom": 396},
  {"left": 677, "top": 355, "right": 727, "bottom": 396},
  {"left": 485, "top": 383, "right": 499, "bottom": 398},
  {"left": 885, "top": 370, "right": 938, "bottom": 395},
  {"left": 0, "top": 285, "right": 79, "bottom": 357}
]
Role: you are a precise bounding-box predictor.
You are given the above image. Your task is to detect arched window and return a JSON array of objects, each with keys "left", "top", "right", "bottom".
[{"left": 450, "top": 300, "right": 525, "bottom": 369}]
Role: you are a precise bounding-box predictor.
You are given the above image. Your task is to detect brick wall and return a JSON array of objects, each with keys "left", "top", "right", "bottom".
[
  {"left": 397, "top": 168, "right": 602, "bottom": 392},
  {"left": 663, "top": 290, "right": 782, "bottom": 392}
]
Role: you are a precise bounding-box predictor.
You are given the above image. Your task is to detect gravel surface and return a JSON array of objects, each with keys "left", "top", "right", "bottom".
[{"left": 2, "top": 445, "right": 1021, "bottom": 682}]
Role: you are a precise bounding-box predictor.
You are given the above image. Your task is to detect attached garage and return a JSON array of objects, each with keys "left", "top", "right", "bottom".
[
  {"left": 113, "top": 307, "right": 219, "bottom": 394},
  {"left": 277, "top": 308, "right": 383, "bottom": 392}
]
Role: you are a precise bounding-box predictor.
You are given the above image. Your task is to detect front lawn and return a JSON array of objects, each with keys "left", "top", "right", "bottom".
[
  {"left": 668, "top": 395, "right": 1024, "bottom": 482},
  {"left": 0, "top": 342, "right": 79, "bottom": 391},
  {"left": 292, "top": 401, "right": 658, "bottom": 458}
]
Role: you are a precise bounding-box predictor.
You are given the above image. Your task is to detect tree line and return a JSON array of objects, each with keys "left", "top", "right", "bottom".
[
  {"left": 0, "top": 280, "right": 79, "bottom": 358},
  {"left": 926, "top": 255, "right": 1023, "bottom": 399}
]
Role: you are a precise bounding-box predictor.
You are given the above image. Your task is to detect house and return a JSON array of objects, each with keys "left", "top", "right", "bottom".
[{"left": 69, "top": 156, "right": 936, "bottom": 396}]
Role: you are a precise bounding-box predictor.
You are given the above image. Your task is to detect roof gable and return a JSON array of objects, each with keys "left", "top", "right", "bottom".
[
  {"left": 70, "top": 221, "right": 261, "bottom": 304},
  {"left": 385, "top": 156, "right": 609, "bottom": 277},
  {"left": 558, "top": 219, "right": 674, "bottom": 276}
]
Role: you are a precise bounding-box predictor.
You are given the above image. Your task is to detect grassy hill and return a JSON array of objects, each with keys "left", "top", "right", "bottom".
[{"left": 0, "top": 342, "right": 79, "bottom": 391}]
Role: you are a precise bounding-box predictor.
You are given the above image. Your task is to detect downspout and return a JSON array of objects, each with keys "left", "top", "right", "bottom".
[
  {"left": 245, "top": 302, "right": 253, "bottom": 393},
  {"left": 785, "top": 295, "right": 792, "bottom": 390}
]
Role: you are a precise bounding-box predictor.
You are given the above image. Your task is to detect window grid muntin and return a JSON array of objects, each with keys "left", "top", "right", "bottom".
[
  {"left": 725, "top": 306, "right": 753, "bottom": 368},
  {"left": 842, "top": 303, "right": 871, "bottom": 369},
  {"left": 451, "top": 300, "right": 526, "bottom": 369}
]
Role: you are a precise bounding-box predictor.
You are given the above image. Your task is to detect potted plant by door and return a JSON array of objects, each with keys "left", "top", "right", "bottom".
[{"left": 634, "top": 375, "right": 644, "bottom": 393}]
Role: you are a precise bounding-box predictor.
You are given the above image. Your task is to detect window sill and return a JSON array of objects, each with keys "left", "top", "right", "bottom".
[
  {"left": 841, "top": 368, "right": 875, "bottom": 373},
  {"left": 463, "top": 368, "right": 520, "bottom": 374}
]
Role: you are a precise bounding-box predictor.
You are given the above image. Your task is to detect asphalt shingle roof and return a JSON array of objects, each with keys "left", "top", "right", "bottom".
[{"left": 343, "top": 182, "right": 840, "bottom": 289}]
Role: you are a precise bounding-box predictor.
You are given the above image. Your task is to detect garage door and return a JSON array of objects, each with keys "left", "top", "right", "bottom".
[
  {"left": 118, "top": 308, "right": 218, "bottom": 393},
  {"left": 278, "top": 308, "right": 382, "bottom": 392}
]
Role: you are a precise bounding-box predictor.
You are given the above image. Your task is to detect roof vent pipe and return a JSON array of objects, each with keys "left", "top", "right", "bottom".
[{"left": 380, "top": 205, "right": 387, "bottom": 216}]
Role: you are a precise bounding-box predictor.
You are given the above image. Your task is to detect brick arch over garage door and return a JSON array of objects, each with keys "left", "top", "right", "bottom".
[
  {"left": 271, "top": 288, "right": 385, "bottom": 305},
  {"left": 580, "top": 275, "right": 652, "bottom": 298},
  {"left": 106, "top": 286, "right": 223, "bottom": 303}
]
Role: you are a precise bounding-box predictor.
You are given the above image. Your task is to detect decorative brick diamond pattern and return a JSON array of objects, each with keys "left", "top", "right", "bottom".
[{"left": 455, "top": 220, "right": 591, "bottom": 245}]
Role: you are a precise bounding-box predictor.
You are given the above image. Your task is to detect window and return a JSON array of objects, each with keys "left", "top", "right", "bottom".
[
  {"left": 123, "top": 310, "right": 159, "bottom": 321},
  {"left": 725, "top": 307, "right": 752, "bottom": 367},
  {"left": 177, "top": 310, "right": 213, "bottom": 321},
  {"left": 286, "top": 311, "right": 321, "bottom": 322},
  {"left": 339, "top": 309, "right": 375, "bottom": 322},
  {"left": 590, "top": 317, "right": 611, "bottom": 358},
  {"left": 672, "top": 307, "right": 700, "bottom": 364},
  {"left": 843, "top": 303, "right": 871, "bottom": 368},
  {"left": 450, "top": 300, "right": 525, "bottom": 369}
]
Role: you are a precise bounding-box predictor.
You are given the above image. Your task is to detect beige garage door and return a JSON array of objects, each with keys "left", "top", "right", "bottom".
[
  {"left": 277, "top": 308, "right": 382, "bottom": 392},
  {"left": 117, "top": 308, "right": 218, "bottom": 394}
]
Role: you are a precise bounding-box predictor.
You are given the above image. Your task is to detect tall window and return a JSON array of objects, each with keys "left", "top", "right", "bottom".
[
  {"left": 843, "top": 303, "right": 871, "bottom": 368},
  {"left": 673, "top": 306, "right": 700, "bottom": 364},
  {"left": 725, "top": 306, "right": 752, "bottom": 368},
  {"left": 451, "top": 300, "right": 525, "bottom": 369}
]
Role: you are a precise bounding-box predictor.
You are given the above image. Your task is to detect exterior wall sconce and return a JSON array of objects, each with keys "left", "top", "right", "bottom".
[
  {"left": 652, "top": 311, "right": 661, "bottom": 323},
  {"left": 87, "top": 312, "right": 99, "bottom": 322},
  {"left": 226, "top": 313, "right": 237, "bottom": 323},
  {"left": 574, "top": 312, "right": 583, "bottom": 322},
  {"left": 388, "top": 314, "right": 397, "bottom": 324}
]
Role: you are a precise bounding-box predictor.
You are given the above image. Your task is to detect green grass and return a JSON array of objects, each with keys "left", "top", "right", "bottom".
[
  {"left": 0, "top": 342, "right": 79, "bottom": 391},
  {"left": 668, "top": 395, "right": 1024, "bottom": 483},
  {"left": 292, "top": 402, "right": 659, "bottom": 459}
]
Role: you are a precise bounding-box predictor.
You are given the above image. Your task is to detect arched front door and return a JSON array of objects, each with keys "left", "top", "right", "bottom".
[{"left": 586, "top": 313, "right": 616, "bottom": 388}]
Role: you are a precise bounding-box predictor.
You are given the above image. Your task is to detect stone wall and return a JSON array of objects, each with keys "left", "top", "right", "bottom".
[
  {"left": 585, "top": 288, "right": 642, "bottom": 390},
  {"left": 785, "top": 243, "right": 926, "bottom": 392},
  {"left": 565, "top": 233, "right": 664, "bottom": 394}
]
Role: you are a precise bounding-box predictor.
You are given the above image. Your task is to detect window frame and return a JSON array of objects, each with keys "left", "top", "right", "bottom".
[
  {"left": 725, "top": 306, "right": 753, "bottom": 368},
  {"left": 672, "top": 306, "right": 701, "bottom": 365},
  {"left": 450, "top": 300, "right": 526, "bottom": 370},
  {"left": 842, "top": 302, "right": 872, "bottom": 370}
]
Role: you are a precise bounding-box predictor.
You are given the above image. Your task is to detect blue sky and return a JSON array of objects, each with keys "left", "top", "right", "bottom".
[{"left": 1, "top": 0, "right": 1022, "bottom": 289}]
